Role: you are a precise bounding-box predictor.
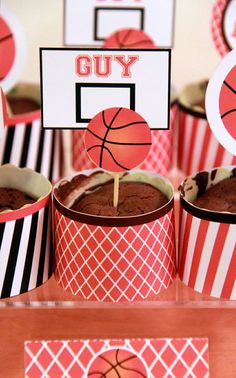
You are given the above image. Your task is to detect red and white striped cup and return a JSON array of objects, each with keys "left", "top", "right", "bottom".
[
  {"left": 0, "top": 83, "right": 61, "bottom": 182},
  {"left": 53, "top": 169, "right": 176, "bottom": 302},
  {"left": 0, "top": 165, "right": 52, "bottom": 298},
  {"left": 179, "top": 166, "right": 236, "bottom": 300},
  {"left": 177, "top": 81, "right": 236, "bottom": 176},
  {"left": 71, "top": 101, "right": 177, "bottom": 176}
]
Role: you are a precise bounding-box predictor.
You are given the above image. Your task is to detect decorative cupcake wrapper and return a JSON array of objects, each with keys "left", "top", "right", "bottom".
[
  {"left": 72, "top": 103, "right": 177, "bottom": 175},
  {"left": 0, "top": 165, "right": 52, "bottom": 299},
  {"left": 177, "top": 106, "right": 236, "bottom": 176},
  {"left": 53, "top": 169, "right": 176, "bottom": 302},
  {"left": 0, "top": 84, "right": 61, "bottom": 182},
  {"left": 54, "top": 208, "right": 176, "bottom": 302},
  {"left": 179, "top": 167, "right": 236, "bottom": 300},
  {"left": 24, "top": 338, "right": 209, "bottom": 378}
]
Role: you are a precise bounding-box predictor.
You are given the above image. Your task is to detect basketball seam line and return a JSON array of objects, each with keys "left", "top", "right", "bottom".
[{"left": 87, "top": 128, "right": 151, "bottom": 146}]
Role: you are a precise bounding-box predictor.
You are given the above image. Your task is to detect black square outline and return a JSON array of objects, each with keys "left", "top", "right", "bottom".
[
  {"left": 40, "top": 47, "right": 171, "bottom": 130},
  {"left": 75, "top": 83, "right": 136, "bottom": 124},
  {"left": 94, "top": 7, "right": 145, "bottom": 42}
]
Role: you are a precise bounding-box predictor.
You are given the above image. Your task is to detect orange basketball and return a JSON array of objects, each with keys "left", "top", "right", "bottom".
[
  {"left": 84, "top": 107, "right": 152, "bottom": 172},
  {"left": 103, "top": 28, "right": 156, "bottom": 49}
]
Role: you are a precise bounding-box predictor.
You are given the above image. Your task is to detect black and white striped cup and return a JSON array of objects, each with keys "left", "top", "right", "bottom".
[
  {"left": 0, "top": 83, "right": 61, "bottom": 182},
  {"left": 0, "top": 164, "right": 52, "bottom": 298}
]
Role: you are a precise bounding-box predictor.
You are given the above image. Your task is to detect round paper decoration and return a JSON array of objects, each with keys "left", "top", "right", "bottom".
[
  {"left": 206, "top": 48, "right": 236, "bottom": 155},
  {"left": 84, "top": 107, "right": 152, "bottom": 172},
  {"left": 103, "top": 28, "right": 156, "bottom": 49},
  {"left": 87, "top": 348, "right": 148, "bottom": 377},
  {"left": 211, "top": 0, "right": 236, "bottom": 56},
  {"left": 0, "top": 5, "right": 26, "bottom": 92}
]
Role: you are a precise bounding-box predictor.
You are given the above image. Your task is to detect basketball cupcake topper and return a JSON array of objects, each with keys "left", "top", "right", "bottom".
[
  {"left": 103, "top": 28, "right": 156, "bottom": 49},
  {"left": 206, "top": 49, "right": 236, "bottom": 155},
  {"left": 84, "top": 107, "right": 152, "bottom": 206}
]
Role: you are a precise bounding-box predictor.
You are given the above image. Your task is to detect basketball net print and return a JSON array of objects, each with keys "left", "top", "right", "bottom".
[
  {"left": 84, "top": 107, "right": 152, "bottom": 172},
  {"left": 103, "top": 28, "right": 156, "bottom": 49},
  {"left": 87, "top": 348, "right": 147, "bottom": 377}
]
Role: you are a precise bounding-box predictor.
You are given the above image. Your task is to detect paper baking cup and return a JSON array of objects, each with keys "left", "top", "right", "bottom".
[
  {"left": 72, "top": 103, "right": 177, "bottom": 175},
  {"left": 53, "top": 170, "right": 176, "bottom": 302},
  {"left": 0, "top": 83, "right": 61, "bottom": 182},
  {"left": 179, "top": 166, "right": 236, "bottom": 300},
  {"left": 0, "top": 165, "right": 52, "bottom": 298},
  {"left": 177, "top": 82, "right": 236, "bottom": 175}
]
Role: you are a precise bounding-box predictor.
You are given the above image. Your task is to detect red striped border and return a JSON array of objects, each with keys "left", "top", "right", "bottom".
[
  {"left": 6, "top": 109, "right": 41, "bottom": 126},
  {"left": 211, "top": 0, "right": 230, "bottom": 57},
  {"left": 0, "top": 193, "right": 51, "bottom": 223}
]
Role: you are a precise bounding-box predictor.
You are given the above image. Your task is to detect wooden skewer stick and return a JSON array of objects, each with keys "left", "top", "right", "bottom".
[{"left": 113, "top": 172, "right": 120, "bottom": 208}]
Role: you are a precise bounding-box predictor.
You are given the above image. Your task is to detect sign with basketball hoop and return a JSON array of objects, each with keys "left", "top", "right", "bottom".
[
  {"left": 211, "top": 0, "right": 236, "bottom": 56},
  {"left": 40, "top": 48, "right": 171, "bottom": 130},
  {"left": 64, "top": 0, "right": 175, "bottom": 47},
  {"left": 206, "top": 49, "right": 236, "bottom": 155}
]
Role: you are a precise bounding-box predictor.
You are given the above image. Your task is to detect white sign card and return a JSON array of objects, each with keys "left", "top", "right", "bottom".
[
  {"left": 0, "top": 88, "right": 6, "bottom": 139},
  {"left": 40, "top": 48, "right": 171, "bottom": 130},
  {"left": 206, "top": 49, "right": 236, "bottom": 155},
  {"left": 64, "top": 0, "right": 175, "bottom": 47}
]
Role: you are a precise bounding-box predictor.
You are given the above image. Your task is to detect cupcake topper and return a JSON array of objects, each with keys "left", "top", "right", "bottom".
[
  {"left": 103, "top": 28, "right": 156, "bottom": 49},
  {"left": 0, "top": 88, "right": 7, "bottom": 140},
  {"left": 84, "top": 107, "right": 152, "bottom": 206},
  {"left": 0, "top": 4, "right": 26, "bottom": 93},
  {"left": 211, "top": 0, "right": 236, "bottom": 56},
  {"left": 206, "top": 49, "right": 236, "bottom": 155}
]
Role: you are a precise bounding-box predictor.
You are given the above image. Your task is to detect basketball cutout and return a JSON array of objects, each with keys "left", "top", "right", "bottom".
[
  {"left": 219, "top": 65, "right": 236, "bottom": 139},
  {"left": 0, "top": 15, "right": 15, "bottom": 81},
  {"left": 206, "top": 48, "right": 236, "bottom": 155},
  {"left": 84, "top": 107, "right": 152, "bottom": 172},
  {"left": 87, "top": 348, "right": 147, "bottom": 377},
  {"left": 0, "top": 5, "right": 26, "bottom": 92},
  {"left": 103, "top": 28, "right": 156, "bottom": 49}
]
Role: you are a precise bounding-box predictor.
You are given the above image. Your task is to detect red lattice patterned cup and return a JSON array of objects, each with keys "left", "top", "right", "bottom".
[
  {"left": 53, "top": 169, "right": 176, "bottom": 302},
  {"left": 177, "top": 81, "right": 236, "bottom": 175},
  {"left": 72, "top": 101, "right": 177, "bottom": 175},
  {"left": 179, "top": 166, "right": 236, "bottom": 300}
]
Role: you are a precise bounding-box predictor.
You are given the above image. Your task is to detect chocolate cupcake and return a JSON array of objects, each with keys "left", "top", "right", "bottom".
[
  {"left": 1, "top": 83, "right": 61, "bottom": 182},
  {"left": 179, "top": 166, "right": 236, "bottom": 300},
  {"left": 0, "top": 164, "right": 52, "bottom": 298},
  {"left": 53, "top": 169, "right": 176, "bottom": 302},
  {"left": 177, "top": 80, "right": 236, "bottom": 175}
]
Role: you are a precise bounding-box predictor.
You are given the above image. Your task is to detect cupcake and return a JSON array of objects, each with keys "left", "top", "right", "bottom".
[
  {"left": 179, "top": 166, "right": 236, "bottom": 300},
  {"left": 177, "top": 80, "right": 236, "bottom": 175},
  {"left": 0, "top": 83, "right": 61, "bottom": 182},
  {"left": 0, "top": 164, "right": 52, "bottom": 299},
  {"left": 53, "top": 169, "right": 176, "bottom": 302}
]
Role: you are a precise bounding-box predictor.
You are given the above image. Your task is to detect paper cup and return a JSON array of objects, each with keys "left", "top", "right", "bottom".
[
  {"left": 179, "top": 166, "right": 236, "bottom": 300},
  {"left": 0, "top": 165, "right": 52, "bottom": 298},
  {"left": 53, "top": 170, "right": 176, "bottom": 302},
  {"left": 72, "top": 102, "right": 177, "bottom": 175},
  {"left": 0, "top": 83, "right": 61, "bottom": 182},
  {"left": 177, "top": 81, "right": 236, "bottom": 175}
]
